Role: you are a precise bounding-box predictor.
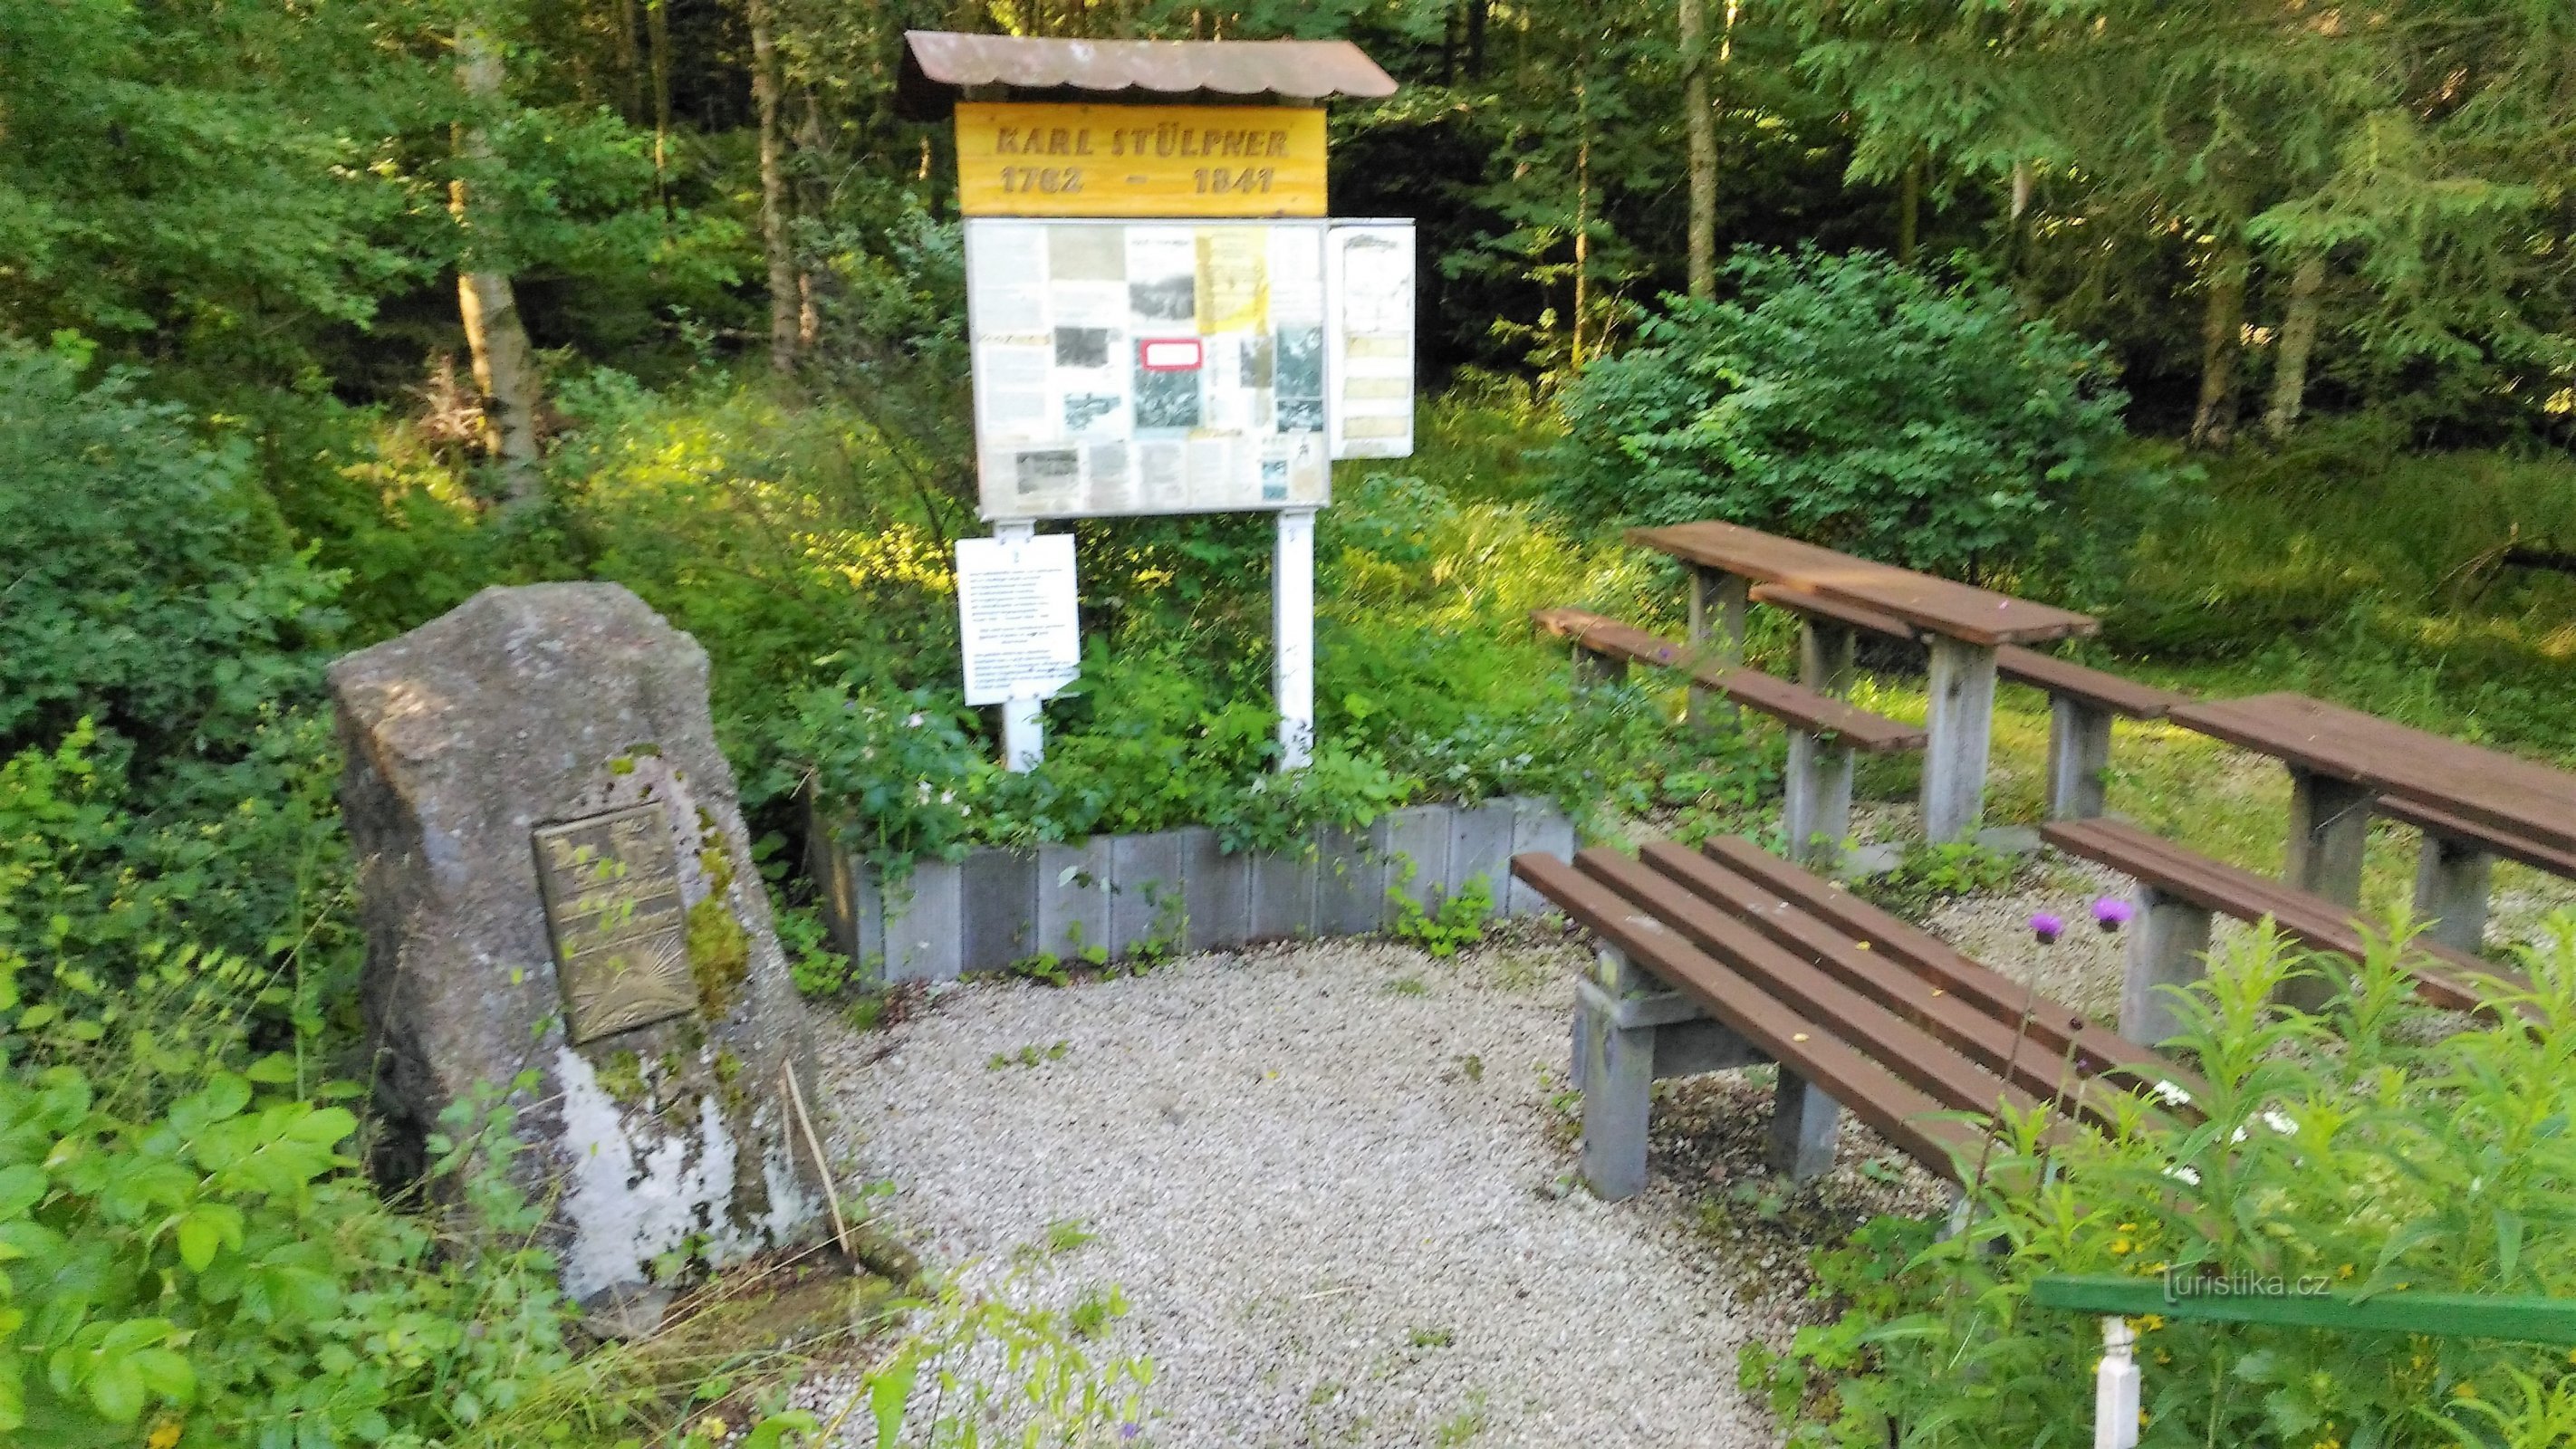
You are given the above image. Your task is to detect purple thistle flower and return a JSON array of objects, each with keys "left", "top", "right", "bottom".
[
  {"left": 2093, "top": 897, "right": 2136, "bottom": 932},
  {"left": 2030, "top": 912, "right": 2065, "bottom": 945},
  {"left": 1120, "top": 1425, "right": 1143, "bottom": 1441}
]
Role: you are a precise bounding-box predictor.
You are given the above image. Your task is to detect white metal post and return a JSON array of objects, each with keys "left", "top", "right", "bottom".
[
  {"left": 1274, "top": 506, "right": 1318, "bottom": 770},
  {"left": 2093, "top": 1316, "right": 2141, "bottom": 1449},
  {"left": 991, "top": 519, "right": 1043, "bottom": 772}
]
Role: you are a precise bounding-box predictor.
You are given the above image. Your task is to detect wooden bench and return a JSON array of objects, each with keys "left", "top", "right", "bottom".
[
  {"left": 2042, "top": 816, "right": 2531, "bottom": 1039},
  {"left": 1994, "top": 647, "right": 2192, "bottom": 821},
  {"left": 1532, "top": 608, "right": 1923, "bottom": 865},
  {"left": 1510, "top": 836, "right": 2203, "bottom": 1198}
]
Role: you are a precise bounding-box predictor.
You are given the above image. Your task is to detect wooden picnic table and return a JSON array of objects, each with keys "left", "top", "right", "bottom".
[
  {"left": 2167, "top": 691, "right": 2576, "bottom": 952},
  {"left": 1629, "top": 520, "right": 2099, "bottom": 842}
]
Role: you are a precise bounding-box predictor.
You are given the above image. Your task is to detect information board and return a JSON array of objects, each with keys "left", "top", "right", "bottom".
[
  {"left": 1327, "top": 223, "right": 1416, "bottom": 460},
  {"left": 955, "top": 103, "right": 1328, "bottom": 219},
  {"left": 966, "top": 218, "right": 1333, "bottom": 520},
  {"left": 956, "top": 533, "right": 1081, "bottom": 705}
]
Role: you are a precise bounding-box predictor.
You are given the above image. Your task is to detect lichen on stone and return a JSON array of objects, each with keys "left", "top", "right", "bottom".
[{"left": 687, "top": 897, "right": 750, "bottom": 1017}]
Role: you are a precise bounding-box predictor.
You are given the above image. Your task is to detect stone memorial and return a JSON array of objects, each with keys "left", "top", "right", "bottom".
[{"left": 331, "top": 582, "right": 822, "bottom": 1307}]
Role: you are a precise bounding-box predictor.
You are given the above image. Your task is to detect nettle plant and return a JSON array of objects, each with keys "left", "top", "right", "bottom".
[{"left": 1746, "top": 918, "right": 2576, "bottom": 1449}]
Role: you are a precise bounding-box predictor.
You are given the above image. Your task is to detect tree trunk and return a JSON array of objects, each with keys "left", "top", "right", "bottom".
[
  {"left": 1681, "top": 0, "right": 1715, "bottom": 299},
  {"left": 2190, "top": 239, "right": 2250, "bottom": 449},
  {"left": 746, "top": 0, "right": 796, "bottom": 373},
  {"left": 646, "top": 0, "right": 674, "bottom": 218},
  {"left": 1897, "top": 154, "right": 1922, "bottom": 264},
  {"left": 795, "top": 91, "right": 826, "bottom": 350},
  {"left": 1466, "top": 0, "right": 1487, "bottom": 79},
  {"left": 612, "top": 0, "right": 643, "bottom": 123},
  {"left": 451, "top": 20, "right": 544, "bottom": 510},
  {"left": 1570, "top": 91, "right": 1591, "bottom": 371},
  {"left": 2263, "top": 254, "right": 2327, "bottom": 440}
]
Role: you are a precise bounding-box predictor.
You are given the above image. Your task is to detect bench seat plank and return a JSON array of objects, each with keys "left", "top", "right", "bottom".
[
  {"left": 1748, "top": 582, "right": 1917, "bottom": 640},
  {"left": 1572, "top": 848, "right": 2065, "bottom": 1129},
  {"left": 1636, "top": 841, "right": 2196, "bottom": 1129},
  {"left": 1627, "top": 521, "right": 2099, "bottom": 647},
  {"left": 1531, "top": 607, "right": 1926, "bottom": 752},
  {"left": 2378, "top": 796, "right": 2576, "bottom": 878},
  {"left": 2173, "top": 693, "right": 2576, "bottom": 861},
  {"left": 1697, "top": 836, "right": 2207, "bottom": 1108},
  {"left": 1511, "top": 850, "right": 1987, "bottom": 1177},
  {"left": 1996, "top": 646, "right": 2192, "bottom": 720},
  {"left": 2041, "top": 817, "right": 2526, "bottom": 1018}
]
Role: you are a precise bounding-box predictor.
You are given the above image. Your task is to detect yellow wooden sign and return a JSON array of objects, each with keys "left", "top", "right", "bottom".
[{"left": 955, "top": 102, "right": 1327, "bottom": 218}]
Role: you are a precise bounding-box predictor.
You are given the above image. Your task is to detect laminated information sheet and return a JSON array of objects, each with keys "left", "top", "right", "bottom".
[
  {"left": 1326, "top": 222, "right": 1416, "bottom": 461},
  {"left": 966, "top": 218, "right": 1333, "bottom": 520},
  {"left": 956, "top": 533, "right": 1081, "bottom": 705}
]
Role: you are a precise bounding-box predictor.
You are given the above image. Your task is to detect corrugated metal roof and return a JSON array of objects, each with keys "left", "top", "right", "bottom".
[{"left": 898, "top": 32, "right": 1396, "bottom": 118}]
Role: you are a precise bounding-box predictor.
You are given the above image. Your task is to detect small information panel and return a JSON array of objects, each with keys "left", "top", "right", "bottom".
[
  {"left": 956, "top": 102, "right": 1328, "bottom": 218},
  {"left": 532, "top": 805, "right": 697, "bottom": 1045},
  {"left": 957, "top": 533, "right": 1082, "bottom": 705},
  {"left": 1327, "top": 223, "right": 1416, "bottom": 460}
]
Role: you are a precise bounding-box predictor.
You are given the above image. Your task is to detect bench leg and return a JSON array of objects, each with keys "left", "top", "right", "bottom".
[
  {"left": 2411, "top": 831, "right": 2492, "bottom": 955},
  {"left": 1576, "top": 947, "right": 1657, "bottom": 1200},
  {"left": 1921, "top": 637, "right": 1998, "bottom": 843},
  {"left": 1572, "top": 643, "right": 1628, "bottom": 689},
  {"left": 2119, "top": 885, "right": 2212, "bottom": 1047},
  {"left": 1687, "top": 568, "right": 1748, "bottom": 726},
  {"left": 1798, "top": 619, "right": 1857, "bottom": 696},
  {"left": 1766, "top": 1069, "right": 1841, "bottom": 1182},
  {"left": 1783, "top": 731, "right": 1855, "bottom": 868},
  {"left": 2284, "top": 767, "right": 2370, "bottom": 907},
  {"left": 2045, "top": 696, "right": 2115, "bottom": 821}
]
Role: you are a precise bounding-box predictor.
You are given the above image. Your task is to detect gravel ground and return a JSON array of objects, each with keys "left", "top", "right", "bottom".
[{"left": 803, "top": 926, "right": 1887, "bottom": 1448}]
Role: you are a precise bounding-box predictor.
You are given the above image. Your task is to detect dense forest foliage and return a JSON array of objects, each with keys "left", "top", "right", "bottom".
[{"left": 5, "top": 0, "right": 2576, "bottom": 1444}]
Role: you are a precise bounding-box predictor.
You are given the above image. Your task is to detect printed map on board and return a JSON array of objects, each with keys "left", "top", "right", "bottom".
[{"left": 966, "top": 219, "right": 1331, "bottom": 519}]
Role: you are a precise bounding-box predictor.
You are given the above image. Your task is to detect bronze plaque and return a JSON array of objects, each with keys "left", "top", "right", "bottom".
[{"left": 533, "top": 805, "right": 696, "bottom": 1044}]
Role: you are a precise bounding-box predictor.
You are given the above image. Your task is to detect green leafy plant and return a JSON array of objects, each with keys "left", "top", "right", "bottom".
[
  {"left": 778, "top": 903, "right": 860, "bottom": 999},
  {"left": 1389, "top": 871, "right": 1497, "bottom": 959},
  {"left": 0, "top": 940, "right": 584, "bottom": 1444},
  {"left": 1857, "top": 840, "right": 2019, "bottom": 915},
  {"left": 1751, "top": 918, "right": 2576, "bottom": 1448}
]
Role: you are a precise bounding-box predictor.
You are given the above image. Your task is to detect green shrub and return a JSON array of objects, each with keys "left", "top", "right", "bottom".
[
  {"left": 0, "top": 339, "right": 343, "bottom": 760},
  {"left": 1752, "top": 919, "right": 2576, "bottom": 1447},
  {"left": 1544, "top": 248, "right": 2142, "bottom": 578},
  {"left": 0, "top": 941, "right": 581, "bottom": 1445}
]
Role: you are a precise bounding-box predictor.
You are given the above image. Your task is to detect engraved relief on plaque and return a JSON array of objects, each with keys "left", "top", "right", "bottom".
[{"left": 533, "top": 804, "right": 697, "bottom": 1044}]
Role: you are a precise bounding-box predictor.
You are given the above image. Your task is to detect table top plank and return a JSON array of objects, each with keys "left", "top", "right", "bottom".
[
  {"left": 1629, "top": 521, "right": 2098, "bottom": 647},
  {"left": 2168, "top": 693, "right": 2576, "bottom": 858}
]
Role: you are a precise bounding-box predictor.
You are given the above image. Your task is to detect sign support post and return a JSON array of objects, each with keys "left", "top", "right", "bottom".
[
  {"left": 1274, "top": 506, "right": 1317, "bottom": 770},
  {"left": 988, "top": 518, "right": 1047, "bottom": 772}
]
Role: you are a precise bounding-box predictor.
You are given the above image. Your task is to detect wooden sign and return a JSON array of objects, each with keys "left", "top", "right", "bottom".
[
  {"left": 533, "top": 804, "right": 697, "bottom": 1044},
  {"left": 956, "top": 102, "right": 1326, "bottom": 218}
]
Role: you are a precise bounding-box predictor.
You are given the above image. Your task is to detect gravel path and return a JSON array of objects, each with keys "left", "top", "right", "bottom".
[{"left": 812, "top": 929, "right": 1787, "bottom": 1448}]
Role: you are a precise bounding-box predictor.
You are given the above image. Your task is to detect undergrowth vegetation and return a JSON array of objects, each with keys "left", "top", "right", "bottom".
[{"left": 1745, "top": 922, "right": 2576, "bottom": 1448}]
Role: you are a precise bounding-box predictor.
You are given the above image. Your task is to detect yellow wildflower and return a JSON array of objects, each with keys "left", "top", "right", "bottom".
[{"left": 147, "top": 1424, "right": 183, "bottom": 1449}]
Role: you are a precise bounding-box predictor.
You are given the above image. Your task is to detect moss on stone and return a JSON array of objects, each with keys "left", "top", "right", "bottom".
[
  {"left": 595, "top": 1049, "right": 648, "bottom": 1106},
  {"left": 687, "top": 897, "right": 750, "bottom": 1017}
]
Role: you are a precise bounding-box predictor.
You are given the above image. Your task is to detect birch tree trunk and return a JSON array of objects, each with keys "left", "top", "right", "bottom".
[
  {"left": 745, "top": 0, "right": 796, "bottom": 373},
  {"left": 1680, "top": 0, "right": 1715, "bottom": 299},
  {"left": 2263, "top": 254, "right": 2327, "bottom": 440},
  {"left": 451, "top": 20, "right": 544, "bottom": 510},
  {"left": 2189, "top": 240, "right": 2250, "bottom": 449}
]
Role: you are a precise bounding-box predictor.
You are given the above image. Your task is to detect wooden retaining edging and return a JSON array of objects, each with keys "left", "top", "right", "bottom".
[{"left": 807, "top": 796, "right": 1578, "bottom": 984}]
